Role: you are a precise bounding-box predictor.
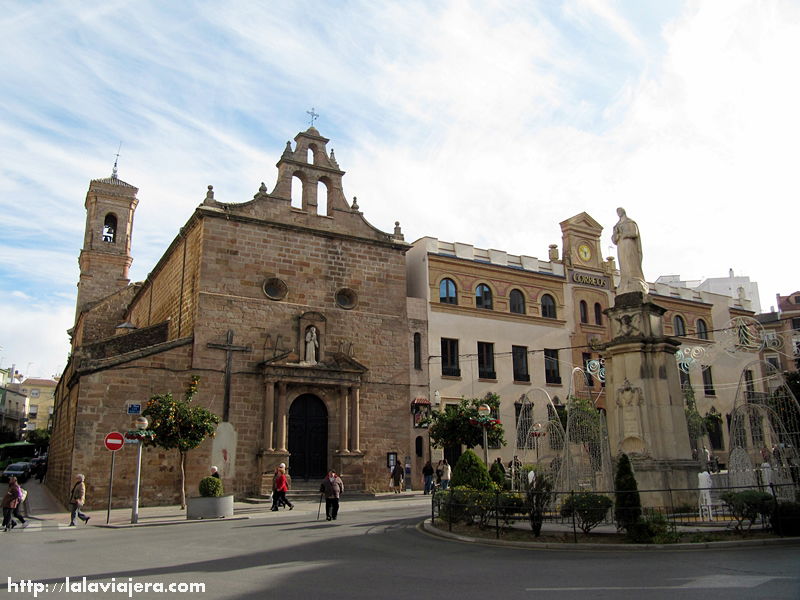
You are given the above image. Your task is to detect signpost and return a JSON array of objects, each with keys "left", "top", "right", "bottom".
[{"left": 104, "top": 432, "right": 124, "bottom": 524}]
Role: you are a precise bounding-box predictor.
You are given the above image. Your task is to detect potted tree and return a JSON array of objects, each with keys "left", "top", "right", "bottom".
[
  {"left": 186, "top": 475, "right": 234, "bottom": 520},
  {"left": 143, "top": 376, "right": 229, "bottom": 518}
]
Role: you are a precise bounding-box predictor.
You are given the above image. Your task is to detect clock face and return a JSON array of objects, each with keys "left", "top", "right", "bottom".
[{"left": 577, "top": 243, "right": 592, "bottom": 261}]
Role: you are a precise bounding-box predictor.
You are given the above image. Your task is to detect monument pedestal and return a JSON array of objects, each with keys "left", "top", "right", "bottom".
[{"left": 604, "top": 292, "right": 696, "bottom": 508}]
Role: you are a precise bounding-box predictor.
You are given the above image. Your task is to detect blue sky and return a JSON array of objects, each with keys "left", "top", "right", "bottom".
[{"left": 1, "top": 0, "right": 798, "bottom": 379}]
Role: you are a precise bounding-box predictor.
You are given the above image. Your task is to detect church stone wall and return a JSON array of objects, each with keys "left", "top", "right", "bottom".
[
  {"left": 49, "top": 343, "right": 200, "bottom": 509},
  {"left": 127, "top": 222, "right": 203, "bottom": 340},
  {"left": 186, "top": 213, "right": 412, "bottom": 495}
]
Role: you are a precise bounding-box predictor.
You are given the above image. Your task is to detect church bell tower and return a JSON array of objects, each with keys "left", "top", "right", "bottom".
[{"left": 75, "top": 169, "right": 138, "bottom": 320}]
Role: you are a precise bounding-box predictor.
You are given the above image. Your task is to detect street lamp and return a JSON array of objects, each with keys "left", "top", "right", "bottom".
[
  {"left": 131, "top": 416, "right": 148, "bottom": 524},
  {"left": 478, "top": 403, "right": 491, "bottom": 465}
]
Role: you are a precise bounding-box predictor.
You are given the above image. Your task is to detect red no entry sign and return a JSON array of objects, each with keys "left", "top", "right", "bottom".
[{"left": 104, "top": 431, "right": 125, "bottom": 452}]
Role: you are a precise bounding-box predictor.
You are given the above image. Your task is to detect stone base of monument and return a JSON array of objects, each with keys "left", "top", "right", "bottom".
[
  {"left": 186, "top": 494, "right": 235, "bottom": 519},
  {"left": 629, "top": 458, "right": 699, "bottom": 509}
]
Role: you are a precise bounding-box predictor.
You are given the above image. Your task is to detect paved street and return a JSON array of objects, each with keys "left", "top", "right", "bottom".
[{"left": 1, "top": 481, "right": 799, "bottom": 599}]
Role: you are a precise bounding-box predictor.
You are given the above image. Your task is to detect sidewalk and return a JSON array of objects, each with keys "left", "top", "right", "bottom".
[{"left": 11, "top": 481, "right": 431, "bottom": 530}]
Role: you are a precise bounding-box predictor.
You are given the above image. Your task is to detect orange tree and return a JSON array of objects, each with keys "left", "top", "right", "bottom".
[{"left": 143, "top": 376, "right": 220, "bottom": 508}]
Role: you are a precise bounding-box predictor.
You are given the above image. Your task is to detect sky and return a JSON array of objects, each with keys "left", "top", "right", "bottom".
[{"left": 1, "top": 0, "right": 798, "bottom": 380}]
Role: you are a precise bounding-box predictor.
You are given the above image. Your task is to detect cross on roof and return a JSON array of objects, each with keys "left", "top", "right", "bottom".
[{"left": 306, "top": 107, "right": 319, "bottom": 127}]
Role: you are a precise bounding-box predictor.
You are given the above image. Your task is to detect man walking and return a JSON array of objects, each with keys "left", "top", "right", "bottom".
[{"left": 319, "top": 470, "right": 344, "bottom": 521}]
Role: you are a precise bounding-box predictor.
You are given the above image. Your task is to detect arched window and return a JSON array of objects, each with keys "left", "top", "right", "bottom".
[
  {"left": 439, "top": 278, "right": 457, "bottom": 304},
  {"left": 594, "top": 303, "right": 603, "bottom": 325},
  {"left": 476, "top": 284, "right": 493, "bottom": 310},
  {"left": 413, "top": 332, "right": 422, "bottom": 370},
  {"left": 579, "top": 300, "right": 588, "bottom": 324},
  {"left": 102, "top": 214, "right": 117, "bottom": 243},
  {"left": 316, "top": 179, "right": 328, "bottom": 216},
  {"left": 696, "top": 319, "right": 709, "bottom": 340},
  {"left": 290, "top": 173, "right": 304, "bottom": 209},
  {"left": 509, "top": 289, "right": 525, "bottom": 314},
  {"left": 541, "top": 294, "right": 557, "bottom": 319},
  {"left": 674, "top": 315, "right": 686, "bottom": 337}
]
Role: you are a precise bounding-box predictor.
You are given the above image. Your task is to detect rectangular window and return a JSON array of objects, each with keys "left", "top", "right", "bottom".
[
  {"left": 582, "top": 352, "right": 594, "bottom": 387},
  {"left": 792, "top": 317, "right": 800, "bottom": 331},
  {"left": 766, "top": 355, "right": 780, "bottom": 370},
  {"left": 441, "top": 338, "right": 460, "bottom": 377},
  {"left": 544, "top": 349, "right": 561, "bottom": 384},
  {"left": 512, "top": 346, "right": 530, "bottom": 382},
  {"left": 477, "top": 342, "right": 496, "bottom": 379},
  {"left": 702, "top": 367, "right": 716, "bottom": 396}
]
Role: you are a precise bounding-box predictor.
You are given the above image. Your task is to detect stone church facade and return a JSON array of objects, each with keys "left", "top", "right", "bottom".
[{"left": 49, "top": 127, "right": 421, "bottom": 508}]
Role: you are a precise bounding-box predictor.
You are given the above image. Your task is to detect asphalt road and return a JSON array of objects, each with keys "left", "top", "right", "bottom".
[{"left": 2, "top": 499, "right": 799, "bottom": 600}]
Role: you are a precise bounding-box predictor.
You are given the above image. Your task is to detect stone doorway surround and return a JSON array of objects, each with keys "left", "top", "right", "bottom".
[{"left": 259, "top": 353, "right": 367, "bottom": 493}]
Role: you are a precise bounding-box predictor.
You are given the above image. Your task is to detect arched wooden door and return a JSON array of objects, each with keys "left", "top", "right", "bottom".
[{"left": 288, "top": 394, "right": 328, "bottom": 480}]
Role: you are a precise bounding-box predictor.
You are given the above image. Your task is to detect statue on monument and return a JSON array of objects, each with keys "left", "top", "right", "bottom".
[
  {"left": 304, "top": 326, "right": 319, "bottom": 364},
  {"left": 611, "top": 207, "right": 648, "bottom": 296}
]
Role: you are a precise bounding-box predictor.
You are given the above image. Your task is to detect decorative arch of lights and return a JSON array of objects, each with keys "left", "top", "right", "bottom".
[
  {"left": 511, "top": 389, "right": 566, "bottom": 491},
  {"left": 676, "top": 316, "right": 784, "bottom": 374},
  {"left": 551, "top": 368, "right": 613, "bottom": 496},
  {"left": 726, "top": 360, "right": 800, "bottom": 501}
]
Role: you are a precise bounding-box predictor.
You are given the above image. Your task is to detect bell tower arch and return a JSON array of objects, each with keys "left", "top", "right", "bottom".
[{"left": 76, "top": 171, "right": 138, "bottom": 319}]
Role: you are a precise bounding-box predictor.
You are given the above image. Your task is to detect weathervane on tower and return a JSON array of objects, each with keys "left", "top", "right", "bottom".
[
  {"left": 112, "top": 141, "right": 122, "bottom": 178},
  {"left": 306, "top": 107, "right": 319, "bottom": 127}
]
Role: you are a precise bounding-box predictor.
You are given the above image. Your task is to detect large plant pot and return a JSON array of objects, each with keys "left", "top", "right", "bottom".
[{"left": 186, "top": 494, "right": 234, "bottom": 520}]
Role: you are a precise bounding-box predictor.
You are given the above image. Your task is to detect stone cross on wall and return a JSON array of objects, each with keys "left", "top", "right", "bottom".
[{"left": 208, "top": 330, "right": 251, "bottom": 422}]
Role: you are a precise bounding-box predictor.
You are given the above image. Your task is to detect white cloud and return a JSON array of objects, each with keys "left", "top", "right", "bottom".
[{"left": 1, "top": 0, "right": 798, "bottom": 378}]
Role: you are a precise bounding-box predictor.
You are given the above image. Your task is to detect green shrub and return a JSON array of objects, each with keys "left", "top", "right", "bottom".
[
  {"left": 720, "top": 490, "right": 774, "bottom": 532},
  {"left": 437, "top": 486, "right": 496, "bottom": 526},
  {"left": 451, "top": 449, "right": 494, "bottom": 491},
  {"left": 626, "top": 512, "right": 680, "bottom": 544},
  {"left": 526, "top": 473, "right": 554, "bottom": 537},
  {"left": 613, "top": 453, "right": 641, "bottom": 532},
  {"left": 560, "top": 493, "right": 613, "bottom": 534},
  {"left": 489, "top": 460, "right": 506, "bottom": 487},
  {"left": 199, "top": 476, "right": 223, "bottom": 497},
  {"left": 771, "top": 501, "right": 800, "bottom": 536}
]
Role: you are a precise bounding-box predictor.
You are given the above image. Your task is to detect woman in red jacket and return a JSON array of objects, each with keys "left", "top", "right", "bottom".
[{"left": 271, "top": 464, "right": 294, "bottom": 511}]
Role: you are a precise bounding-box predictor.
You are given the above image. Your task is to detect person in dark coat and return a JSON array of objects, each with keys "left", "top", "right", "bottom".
[
  {"left": 210, "top": 466, "right": 220, "bottom": 479},
  {"left": 320, "top": 470, "right": 344, "bottom": 521},
  {"left": 390, "top": 462, "right": 404, "bottom": 493},
  {"left": 422, "top": 461, "right": 434, "bottom": 494}
]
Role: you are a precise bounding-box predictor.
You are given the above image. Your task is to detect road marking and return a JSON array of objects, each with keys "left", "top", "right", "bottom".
[{"left": 525, "top": 575, "right": 794, "bottom": 591}]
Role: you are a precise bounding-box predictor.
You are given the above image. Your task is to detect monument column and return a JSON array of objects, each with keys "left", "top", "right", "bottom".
[
  {"left": 604, "top": 208, "right": 696, "bottom": 507},
  {"left": 338, "top": 386, "right": 349, "bottom": 453},
  {"left": 263, "top": 380, "right": 275, "bottom": 452},
  {"left": 349, "top": 386, "right": 360, "bottom": 453},
  {"left": 276, "top": 382, "right": 288, "bottom": 452}
]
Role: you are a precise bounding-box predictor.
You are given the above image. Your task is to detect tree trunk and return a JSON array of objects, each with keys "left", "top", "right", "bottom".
[{"left": 180, "top": 451, "right": 187, "bottom": 509}]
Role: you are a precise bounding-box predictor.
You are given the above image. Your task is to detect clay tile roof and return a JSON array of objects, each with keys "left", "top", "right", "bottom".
[
  {"left": 91, "top": 174, "right": 136, "bottom": 188},
  {"left": 21, "top": 378, "right": 57, "bottom": 386}
]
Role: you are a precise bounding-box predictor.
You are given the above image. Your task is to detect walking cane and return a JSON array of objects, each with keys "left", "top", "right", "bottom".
[{"left": 317, "top": 492, "right": 323, "bottom": 520}]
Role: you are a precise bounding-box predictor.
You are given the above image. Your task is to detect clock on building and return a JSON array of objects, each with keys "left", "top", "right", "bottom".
[{"left": 577, "top": 243, "right": 592, "bottom": 262}]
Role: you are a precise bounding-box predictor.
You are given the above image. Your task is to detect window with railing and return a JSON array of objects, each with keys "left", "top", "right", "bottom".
[
  {"left": 477, "top": 342, "right": 496, "bottom": 379},
  {"left": 441, "top": 338, "right": 460, "bottom": 376},
  {"left": 512, "top": 346, "right": 529, "bottom": 382},
  {"left": 544, "top": 349, "right": 561, "bottom": 384}
]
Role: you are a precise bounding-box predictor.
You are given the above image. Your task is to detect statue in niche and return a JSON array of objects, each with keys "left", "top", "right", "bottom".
[
  {"left": 304, "top": 326, "right": 319, "bottom": 364},
  {"left": 612, "top": 207, "right": 647, "bottom": 295}
]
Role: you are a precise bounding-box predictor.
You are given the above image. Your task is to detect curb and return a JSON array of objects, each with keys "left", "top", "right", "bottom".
[
  {"left": 97, "top": 516, "right": 251, "bottom": 529},
  {"left": 419, "top": 520, "right": 800, "bottom": 551}
]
